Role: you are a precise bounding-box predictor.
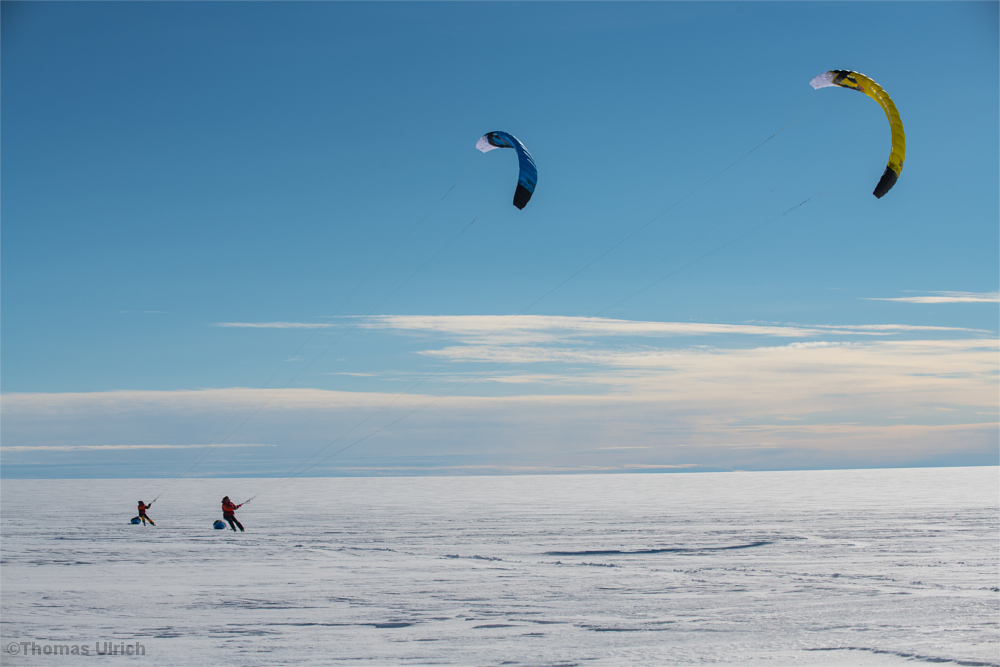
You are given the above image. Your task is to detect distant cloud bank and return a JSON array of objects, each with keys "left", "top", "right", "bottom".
[{"left": 4, "top": 313, "right": 997, "bottom": 477}]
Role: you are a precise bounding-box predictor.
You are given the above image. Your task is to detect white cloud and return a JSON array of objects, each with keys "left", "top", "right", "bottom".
[{"left": 865, "top": 291, "right": 1000, "bottom": 304}]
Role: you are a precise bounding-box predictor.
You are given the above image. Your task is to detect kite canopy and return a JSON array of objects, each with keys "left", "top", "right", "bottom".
[
  {"left": 476, "top": 131, "right": 538, "bottom": 210},
  {"left": 810, "top": 70, "right": 905, "bottom": 198}
]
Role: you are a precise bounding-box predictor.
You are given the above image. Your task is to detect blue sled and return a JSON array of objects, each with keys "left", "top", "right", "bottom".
[
  {"left": 213, "top": 520, "right": 226, "bottom": 530},
  {"left": 130, "top": 517, "right": 141, "bottom": 525}
]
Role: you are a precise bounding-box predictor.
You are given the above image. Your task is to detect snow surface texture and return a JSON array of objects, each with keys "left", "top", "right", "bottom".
[{"left": 2, "top": 468, "right": 998, "bottom": 666}]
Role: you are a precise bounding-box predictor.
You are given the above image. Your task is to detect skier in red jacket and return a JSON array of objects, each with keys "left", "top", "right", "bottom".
[
  {"left": 132, "top": 501, "right": 155, "bottom": 526},
  {"left": 222, "top": 496, "right": 244, "bottom": 532}
]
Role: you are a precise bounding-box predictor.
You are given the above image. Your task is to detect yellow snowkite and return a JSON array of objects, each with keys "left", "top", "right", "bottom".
[{"left": 810, "top": 70, "right": 905, "bottom": 199}]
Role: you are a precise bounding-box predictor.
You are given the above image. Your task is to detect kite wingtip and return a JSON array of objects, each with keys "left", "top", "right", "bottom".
[
  {"left": 872, "top": 167, "right": 899, "bottom": 199},
  {"left": 809, "top": 72, "right": 836, "bottom": 90}
]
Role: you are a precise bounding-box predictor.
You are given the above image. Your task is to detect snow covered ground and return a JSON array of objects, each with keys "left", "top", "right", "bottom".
[{"left": 2, "top": 468, "right": 998, "bottom": 666}]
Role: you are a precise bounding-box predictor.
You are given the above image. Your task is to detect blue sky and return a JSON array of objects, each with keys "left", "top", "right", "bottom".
[{"left": 2, "top": 2, "right": 997, "bottom": 478}]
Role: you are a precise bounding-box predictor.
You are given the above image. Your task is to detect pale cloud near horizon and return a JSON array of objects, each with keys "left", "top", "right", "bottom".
[
  {"left": 4, "top": 338, "right": 994, "bottom": 424},
  {"left": 2, "top": 383, "right": 995, "bottom": 474},
  {"left": 7, "top": 318, "right": 997, "bottom": 417},
  {"left": 5, "top": 314, "right": 997, "bottom": 473},
  {"left": 865, "top": 291, "right": 1000, "bottom": 304}
]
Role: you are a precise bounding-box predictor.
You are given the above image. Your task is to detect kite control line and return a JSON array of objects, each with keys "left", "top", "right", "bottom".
[{"left": 142, "top": 158, "right": 482, "bottom": 505}]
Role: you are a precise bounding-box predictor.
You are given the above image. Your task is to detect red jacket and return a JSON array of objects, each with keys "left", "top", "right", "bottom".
[
  {"left": 137, "top": 502, "right": 150, "bottom": 515},
  {"left": 222, "top": 500, "right": 241, "bottom": 515}
]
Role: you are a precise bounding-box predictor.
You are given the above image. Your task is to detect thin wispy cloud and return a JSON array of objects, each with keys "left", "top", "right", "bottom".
[
  {"left": 804, "top": 323, "right": 985, "bottom": 333},
  {"left": 594, "top": 446, "right": 654, "bottom": 451},
  {"left": 348, "top": 315, "right": 985, "bottom": 349},
  {"left": 214, "top": 315, "right": 982, "bottom": 341},
  {"left": 304, "top": 463, "right": 729, "bottom": 475},
  {"left": 0, "top": 388, "right": 433, "bottom": 414},
  {"left": 1, "top": 443, "right": 274, "bottom": 452},
  {"left": 865, "top": 291, "right": 1000, "bottom": 304}
]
